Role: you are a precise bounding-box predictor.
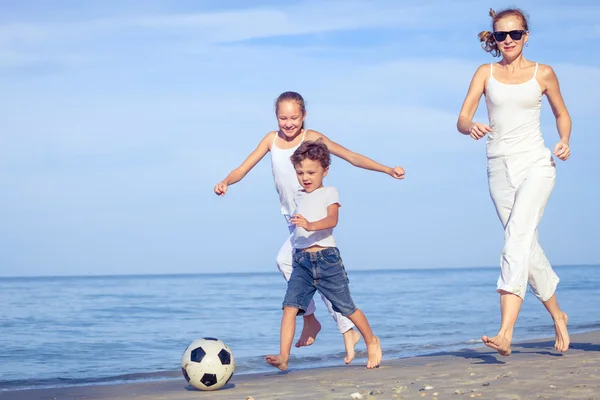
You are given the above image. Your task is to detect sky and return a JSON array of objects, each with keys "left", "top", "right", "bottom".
[{"left": 1, "top": 0, "right": 599, "bottom": 277}]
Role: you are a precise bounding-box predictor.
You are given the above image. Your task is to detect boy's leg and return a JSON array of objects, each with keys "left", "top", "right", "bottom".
[
  {"left": 276, "top": 232, "right": 320, "bottom": 347},
  {"left": 267, "top": 252, "right": 317, "bottom": 371},
  {"left": 346, "top": 309, "right": 382, "bottom": 369},
  {"left": 316, "top": 248, "right": 381, "bottom": 368},
  {"left": 265, "top": 306, "right": 298, "bottom": 371}
]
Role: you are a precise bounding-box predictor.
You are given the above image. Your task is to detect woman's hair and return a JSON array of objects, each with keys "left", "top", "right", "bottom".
[
  {"left": 290, "top": 139, "right": 331, "bottom": 169},
  {"left": 478, "top": 8, "right": 530, "bottom": 57},
  {"left": 275, "top": 91, "right": 306, "bottom": 129}
]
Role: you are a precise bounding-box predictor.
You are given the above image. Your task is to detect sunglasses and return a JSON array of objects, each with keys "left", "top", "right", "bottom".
[{"left": 493, "top": 30, "right": 527, "bottom": 42}]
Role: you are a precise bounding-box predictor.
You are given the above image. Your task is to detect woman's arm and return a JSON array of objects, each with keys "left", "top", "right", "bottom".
[
  {"left": 457, "top": 64, "right": 492, "bottom": 140},
  {"left": 539, "top": 64, "right": 572, "bottom": 161}
]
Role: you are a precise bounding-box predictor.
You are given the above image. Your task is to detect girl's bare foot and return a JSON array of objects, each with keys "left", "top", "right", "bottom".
[
  {"left": 365, "top": 336, "right": 382, "bottom": 369},
  {"left": 482, "top": 334, "right": 512, "bottom": 356},
  {"left": 343, "top": 328, "right": 361, "bottom": 364},
  {"left": 554, "top": 312, "right": 570, "bottom": 352},
  {"left": 295, "top": 317, "right": 321, "bottom": 347},
  {"left": 265, "top": 354, "right": 289, "bottom": 371}
]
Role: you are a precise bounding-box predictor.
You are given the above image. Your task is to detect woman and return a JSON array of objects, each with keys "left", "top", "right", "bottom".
[{"left": 457, "top": 8, "right": 571, "bottom": 355}]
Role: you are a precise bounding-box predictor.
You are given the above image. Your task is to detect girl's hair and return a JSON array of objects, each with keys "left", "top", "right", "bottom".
[
  {"left": 275, "top": 91, "right": 306, "bottom": 129},
  {"left": 478, "top": 8, "right": 529, "bottom": 57},
  {"left": 290, "top": 139, "right": 331, "bottom": 169}
]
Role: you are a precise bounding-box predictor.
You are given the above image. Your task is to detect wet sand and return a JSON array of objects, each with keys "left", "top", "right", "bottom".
[{"left": 3, "top": 331, "right": 599, "bottom": 400}]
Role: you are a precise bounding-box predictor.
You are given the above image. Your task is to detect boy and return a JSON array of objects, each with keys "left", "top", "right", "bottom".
[{"left": 265, "top": 140, "right": 382, "bottom": 371}]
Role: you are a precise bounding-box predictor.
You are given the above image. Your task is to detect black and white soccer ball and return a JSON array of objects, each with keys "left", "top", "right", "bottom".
[{"left": 181, "top": 337, "right": 235, "bottom": 391}]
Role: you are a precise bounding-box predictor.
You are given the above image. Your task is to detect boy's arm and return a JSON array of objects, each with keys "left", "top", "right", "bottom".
[{"left": 303, "top": 203, "right": 339, "bottom": 231}]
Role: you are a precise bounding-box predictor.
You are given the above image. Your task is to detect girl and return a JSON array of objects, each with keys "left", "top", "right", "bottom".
[
  {"left": 457, "top": 8, "right": 571, "bottom": 356},
  {"left": 215, "top": 91, "right": 404, "bottom": 364}
]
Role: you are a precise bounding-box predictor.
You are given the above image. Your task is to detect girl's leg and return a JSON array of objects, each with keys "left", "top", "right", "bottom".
[
  {"left": 317, "top": 293, "right": 360, "bottom": 361},
  {"left": 316, "top": 248, "right": 380, "bottom": 368},
  {"left": 276, "top": 231, "right": 320, "bottom": 347}
]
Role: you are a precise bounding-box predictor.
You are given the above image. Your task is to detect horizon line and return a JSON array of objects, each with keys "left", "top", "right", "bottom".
[{"left": 1, "top": 263, "right": 598, "bottom": 280}]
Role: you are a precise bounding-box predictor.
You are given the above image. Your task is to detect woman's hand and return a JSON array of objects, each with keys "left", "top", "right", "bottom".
[
  {"left": 553, "top": 140, "right": 570, "bottom": 161},
  {"left": 469, "top": 122, "right": 492, "bottom": 140}
]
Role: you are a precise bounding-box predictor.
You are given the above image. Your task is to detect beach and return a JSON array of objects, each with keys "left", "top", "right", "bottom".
[{"left": 4, "top": 330, "right": 598, "bottom": 400}]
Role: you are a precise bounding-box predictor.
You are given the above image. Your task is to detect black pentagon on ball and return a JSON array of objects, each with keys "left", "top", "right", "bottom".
[
  {"left": 190, "top": 347, "right": 206, "bottom": 363},
  {"left": 181, "top": 367, "right": 191, "bottom": 383},
  {"left": 203, "top": 337, "right": 218, "bottom": 341},
  {"left": 218, "top": 349, "right": 231, "bottom": 365},
  {"left": 200, "top": 373, "right": 218, "bottom": 387}
]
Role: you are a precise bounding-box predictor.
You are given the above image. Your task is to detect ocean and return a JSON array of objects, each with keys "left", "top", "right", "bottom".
[{"left": 1, "top": 265, "right": 599, "bottom": 391}]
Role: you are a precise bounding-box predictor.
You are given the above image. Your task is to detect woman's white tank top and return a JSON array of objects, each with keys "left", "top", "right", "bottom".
[
  {"left": 270, "top": 129, "right": 306, "bottom": 215},
  {"left": 485, "top": 63, "right": 545, "bottom": 158}
]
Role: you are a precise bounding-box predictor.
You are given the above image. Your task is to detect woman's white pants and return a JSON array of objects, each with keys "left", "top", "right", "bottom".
[{"left": 487, "top": 147, "right": 560, "bottom": 301}]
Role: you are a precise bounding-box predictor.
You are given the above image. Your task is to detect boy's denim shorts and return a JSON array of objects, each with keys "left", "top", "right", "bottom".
[{"left": 282, "top": 247, "right": 357, "bottom": 317}]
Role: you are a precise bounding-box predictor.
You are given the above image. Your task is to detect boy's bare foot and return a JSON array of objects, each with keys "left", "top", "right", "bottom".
[
  {"left": 265, "top": 354, "right": 289, "bottom": 371},
  {"left": 482, "top": 334, "right": 511, "bottom": 356},
  {"left": 295, "top": 317, "right": 321, "bottom": 347},
  {"left": 343, "top": 328, "right": 361, "bottom": 364},
  {"left": 365, "top": 336, "right": 382, "bottom": 369},
  {"left": 554, "top": 312, "right": 570, "bottom": 352}
]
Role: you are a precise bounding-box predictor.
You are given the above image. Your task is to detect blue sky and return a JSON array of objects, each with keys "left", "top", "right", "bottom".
[{"left": 1, "top": 0, "right": 599, "bottom": 277}]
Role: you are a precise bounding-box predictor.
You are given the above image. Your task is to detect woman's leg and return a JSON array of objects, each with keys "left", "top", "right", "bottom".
[
  {"left": 483, "top": 153, "right": 558, "bottom": 355},
  {"left": 524, "top": 154, "right": 569, "bottom": 352}
]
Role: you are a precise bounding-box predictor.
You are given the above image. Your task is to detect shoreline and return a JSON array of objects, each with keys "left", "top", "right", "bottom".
[
  {"left": 1, "top": 327, "right": 594, "bottom": 392},
  {"left": 2, "top": 330, "right": 599, "bottom": 399}
]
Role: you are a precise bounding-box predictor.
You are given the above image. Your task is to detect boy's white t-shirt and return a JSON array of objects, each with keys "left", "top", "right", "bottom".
[{"left": 292, "top": 186, "right": 340, "bottom": 249}]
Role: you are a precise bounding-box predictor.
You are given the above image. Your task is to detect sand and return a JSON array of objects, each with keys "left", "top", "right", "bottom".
[{"left": 3, "top": 331, "right": 599, "bottom": 400}]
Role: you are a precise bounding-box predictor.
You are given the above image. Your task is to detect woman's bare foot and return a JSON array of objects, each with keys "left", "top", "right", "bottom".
[
  {"left": 554, "top": 312, "right": 570, "bottom": 352},
  {"left": 295, "top": 316, "right": 321, "bottom": 347},
  {"left": 482, "top": 334, "right": 512, "bottom": 356},
  {"left": 265, "top": 354, "right": 289, "bottom": 371},
  {"left": 365, "top": 336, "right": 382, "bottom": 369},
  {"left": 343, "top": 328, "right": 361, "bottom": 364}
]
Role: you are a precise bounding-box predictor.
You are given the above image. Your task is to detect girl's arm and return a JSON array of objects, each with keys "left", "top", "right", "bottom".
[
  {"left": 539, "top": 64, "right": 572, "bottom": 161},
  {"left": 214, "top": 132, "right": 274, "bottom": 196},
  {"left": 457, "top": 64, "right": 492, "bottom": 140},
  {"left": 309, "top": 131, "right": 405, "bottom": 179}
]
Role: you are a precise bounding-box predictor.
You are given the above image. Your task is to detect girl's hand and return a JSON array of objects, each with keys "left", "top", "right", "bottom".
[
  {"left": 389, "top": 166, "right": 405, "bottom": 179},
  {"left": 469, "top": 122, "right": 492, "bottom": 140},
  {"left": 291, "top": 214, "right": 312, "bottom": 231},
  {"left": 554, "top": 140, "right": 570, "bottom": 161},
  {"left": 214, "top": 181, "right": 228, "bottom": 196}
]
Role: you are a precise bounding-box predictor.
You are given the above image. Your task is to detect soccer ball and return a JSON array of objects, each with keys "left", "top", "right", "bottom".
[{"left": 181, "top": 337, "right": 235, "bottom": 391}]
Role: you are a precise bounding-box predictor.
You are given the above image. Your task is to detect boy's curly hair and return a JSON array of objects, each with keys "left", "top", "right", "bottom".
[{"left": 290, "top": 139, "right": 331, "bottom": 169}]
